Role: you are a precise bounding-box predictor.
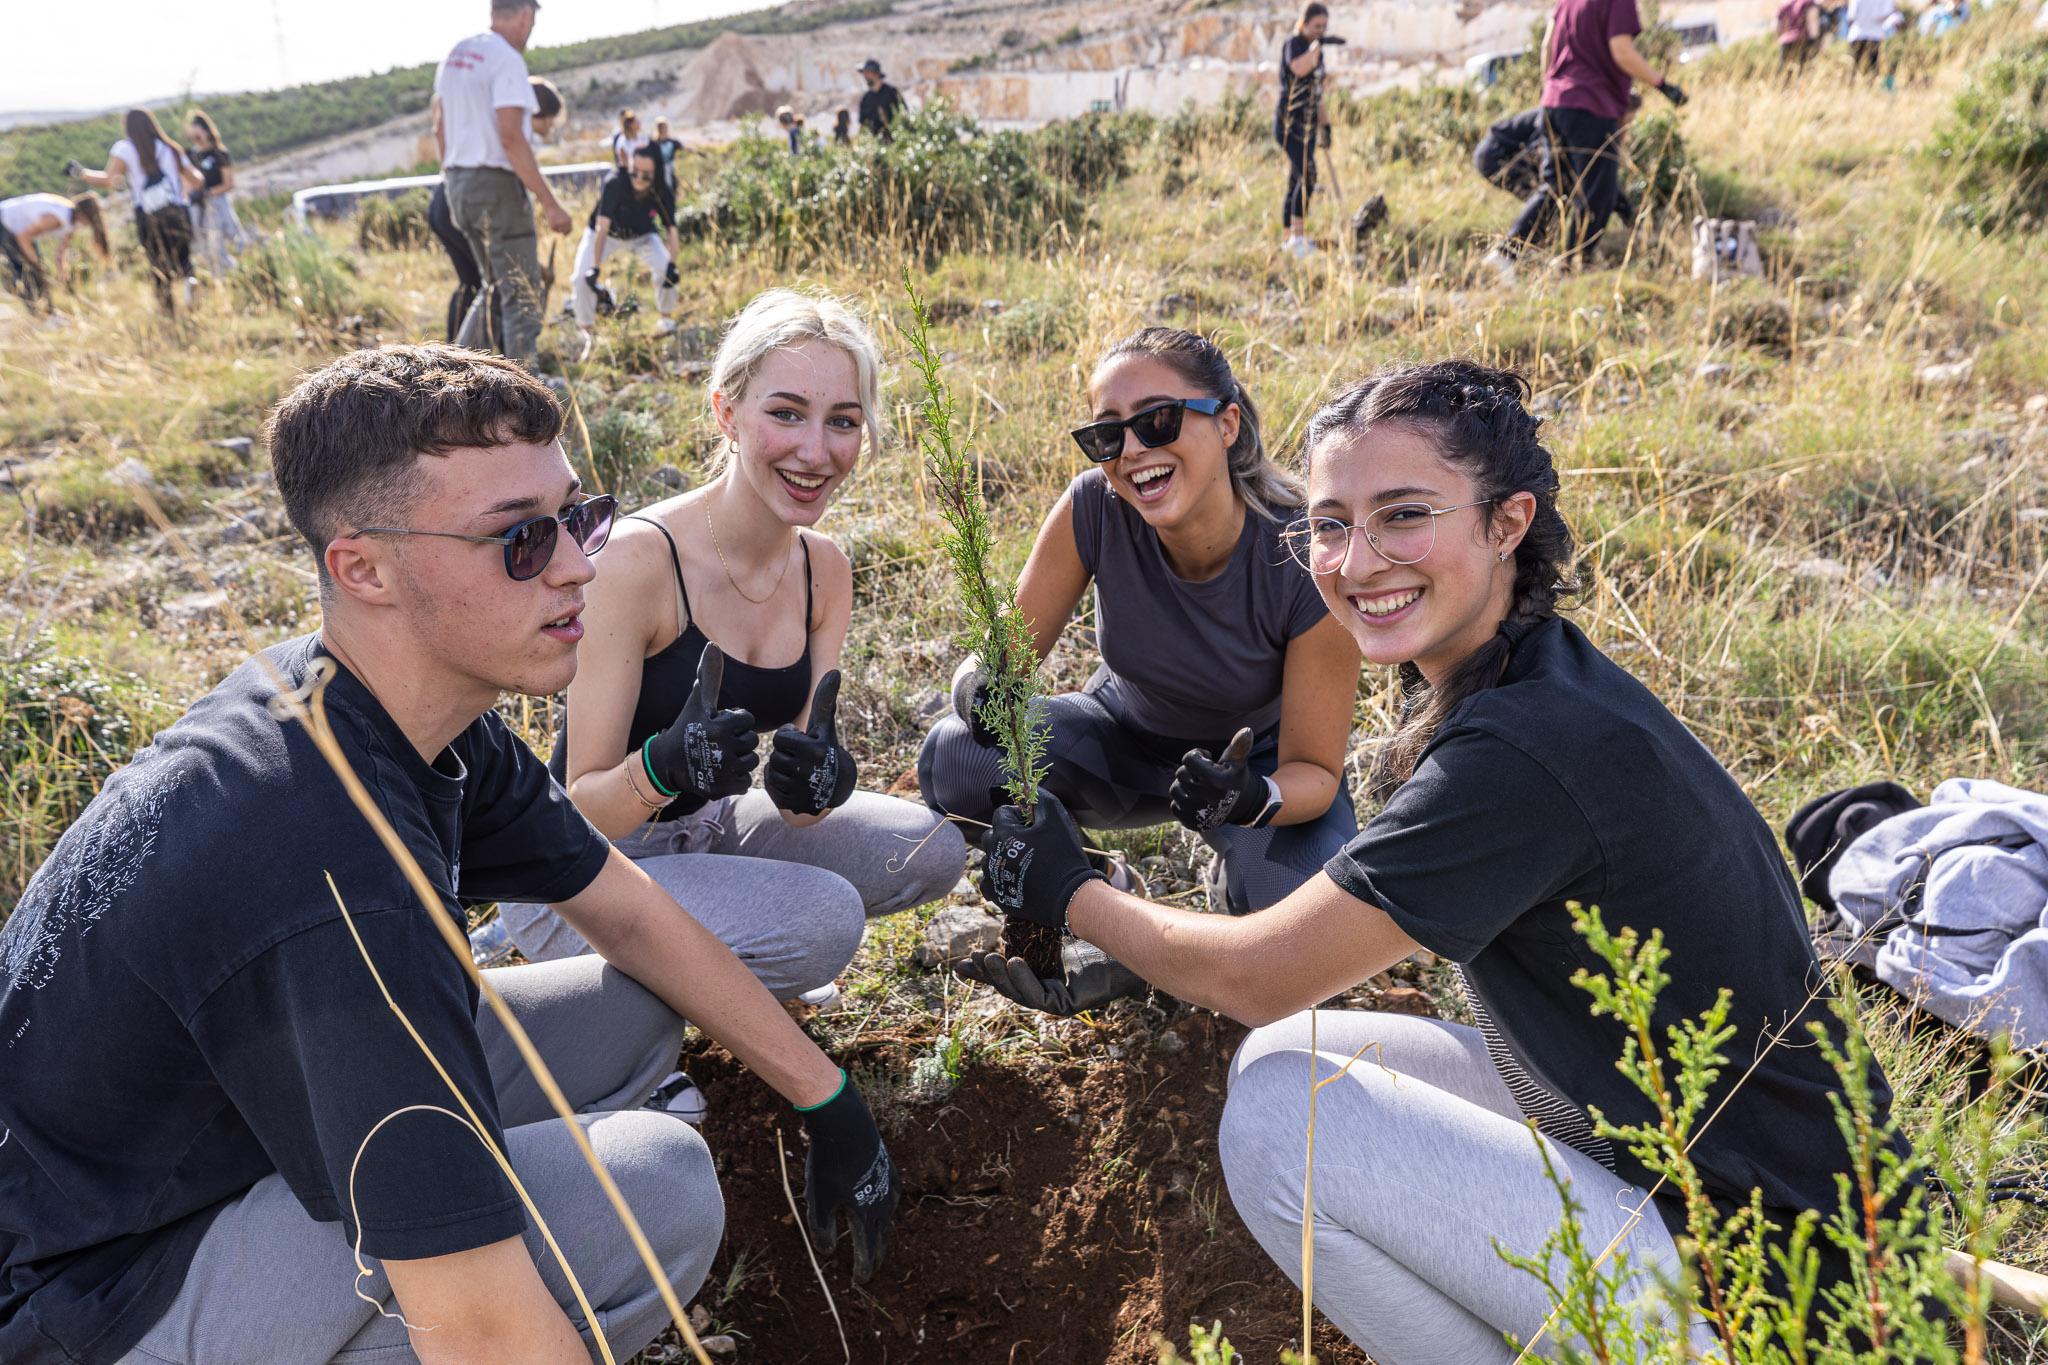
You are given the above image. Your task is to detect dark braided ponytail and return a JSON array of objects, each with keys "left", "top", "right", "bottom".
[{"left": 1300, "top": 359, "right": 1577, "bottom": 802}]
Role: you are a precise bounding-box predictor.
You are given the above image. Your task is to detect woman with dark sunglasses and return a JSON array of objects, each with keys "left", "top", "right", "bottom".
[
  {"left": 959, "top": 360, "right": 1907, "bottom": 1361},
  {"left": 491, "top": 288, "right": 966, "bottom": 1008},
  {"left": 923, "top": 327, "right": 1362, "bottom": 1012}
]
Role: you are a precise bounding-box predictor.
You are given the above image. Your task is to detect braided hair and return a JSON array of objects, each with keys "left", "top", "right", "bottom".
[
  {"left": 1300, "top": 359, "right": 1577, "bottom": 801},
  {"left": 1095, "top": 328, "right": 1302, "bottom": 522}
]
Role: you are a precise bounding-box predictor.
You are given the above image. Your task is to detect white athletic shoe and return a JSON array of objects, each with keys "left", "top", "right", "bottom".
[
  {"left": 181, "top": 276, "right": 196, "bottom": 307},
  {"left": 575, "top": 327, "right": 595, "bottom": 364},
  {"left": 1481, "top": 247, "right": 1519, "bottom": 287},
  {"left": 1284, "top": 235, "right": 1316, "bottom": 259},
  {"left": 645, "top": 1070, "right": 707, "bottom": 1125},
  {"left": 797, "top": 981, "right": 843, "bottom": 1012},
  {"left": 654, "top": 317, "right": 677, "bottom": 336}
]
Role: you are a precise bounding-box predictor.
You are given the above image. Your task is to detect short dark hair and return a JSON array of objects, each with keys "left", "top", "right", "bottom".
[
  {"left": 265, "top": 345, "right": 562, "bottom": 585},
  {"left": 531, "top": 78, "right": 562, "bottom": 120}
]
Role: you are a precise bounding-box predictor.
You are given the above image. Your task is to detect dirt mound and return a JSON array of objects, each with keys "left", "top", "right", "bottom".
[
  {"left": 674, "top": 1009, "right": 1370, "bottom": 1364},
  {"left": 674, "top": 32, "right": 794, "bottom": 125}
]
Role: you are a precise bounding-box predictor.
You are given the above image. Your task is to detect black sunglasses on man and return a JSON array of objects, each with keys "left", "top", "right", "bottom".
[{"left": 350, "top": 493, "right": 617, "bottom": 582}]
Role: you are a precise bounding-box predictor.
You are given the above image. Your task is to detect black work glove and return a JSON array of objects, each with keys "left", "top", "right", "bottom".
[
  {"left": 1319, "top": 123, "right": 1333, "bottom": 150},
  {"left": 949, "top": 656, "right": 1001, "bottom": 749},
  {"left": 662, "top": 260, "right": 680, "bottom": 287},
  {"left": 583, "top": 267, "right": 601, "bottom": 291},
  {"left": 1167, "top": 727, "right": 1264, "bottom": 832},
  {"left": 65, "top": 159, "right": 87, "bottom": 179},
  {"left": 954, "top": 938, "right": 1148, "bottom": 1016},
  {"left": 799, "top": 1073, "right": 898, "bottom": 1280},
  {"left": 642, "top": 644, "right": 759, "bottom": 803},
  {"left": 766, "top": 670, "right": 858, "bottom": 816},
  {"left": 979, "top": 789, "right": 1105, "bottom": 933},
  {"left": 1657, "top": 79, "right": 1688, "bottom": 106}
]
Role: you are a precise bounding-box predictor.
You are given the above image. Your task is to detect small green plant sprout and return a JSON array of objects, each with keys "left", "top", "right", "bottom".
[{"left": 900, "top": 272, "right": 1062, "bottom": 975}]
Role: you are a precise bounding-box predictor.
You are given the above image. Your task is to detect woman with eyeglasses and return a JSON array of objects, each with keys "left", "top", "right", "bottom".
[
  {"left": 960, "top": 359, "right": 1904, "bottom": 1362},
  {"left": 492, "top": 288, "right": 967, "bottom": 1005},
  {"left": 924, "top": 327, "right": 1362, "bottom": 1012},
  {"left": 570, "top": 145, "right": 681, "bottom": 354}
]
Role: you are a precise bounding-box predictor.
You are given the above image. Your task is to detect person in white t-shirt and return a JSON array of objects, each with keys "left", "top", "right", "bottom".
[
  {"left": 434, "top": 0, "right": 573, "bottom": 370},
  {"left": 0, "top": 193, "right": 110, "bottom": 315},
  {"left": 610, "top": 110, "right": 641, "bottom": 171},
  {"left": 1844, "top": 0, "right": 1900, "bottom": 75},
  {"left": 72, "top": 108, "right": 203, "bottom": 317}
]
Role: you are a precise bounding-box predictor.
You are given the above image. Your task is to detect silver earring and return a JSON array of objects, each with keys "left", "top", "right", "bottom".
[{"left": 1497, "top": 550, "right": 1509, "bottom": 561}]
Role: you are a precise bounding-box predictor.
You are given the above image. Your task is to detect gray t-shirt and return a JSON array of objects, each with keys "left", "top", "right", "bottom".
[{"left": 1068, "top": 469, "right": 1328, "bottom": 741}]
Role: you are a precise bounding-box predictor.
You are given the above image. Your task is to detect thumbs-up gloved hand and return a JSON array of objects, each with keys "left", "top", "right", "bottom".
[
  {"left": 641, "top": 644, "right": 759, "bottom": 806},
  {"left": 766, "top": 670, "right": 858, "bottom": 816},
  {"left": 1167, "top": 727, "right": 1270, "bottom": 831}
]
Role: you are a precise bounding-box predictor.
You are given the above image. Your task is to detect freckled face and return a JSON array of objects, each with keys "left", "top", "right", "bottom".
[
  {"left": 1303, "top": 424, "right": 1527, "bottom": 682},
  {"left": 716, "top": 340, "right": 867, "bottom": 525}
]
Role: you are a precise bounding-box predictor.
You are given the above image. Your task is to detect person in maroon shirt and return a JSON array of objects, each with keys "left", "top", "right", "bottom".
[{"left": 1484, "top": 0, "right": 1686, "bottom": 279}]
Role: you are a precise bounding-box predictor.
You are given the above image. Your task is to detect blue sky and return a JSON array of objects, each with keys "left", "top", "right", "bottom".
[{"left": 12, "top": 0, "right": 772, "bottom": 116}]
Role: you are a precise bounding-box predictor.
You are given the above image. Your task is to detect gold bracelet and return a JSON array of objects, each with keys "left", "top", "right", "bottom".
[{"left": 622, "top": 750, "right": 672, "bottom": 810}]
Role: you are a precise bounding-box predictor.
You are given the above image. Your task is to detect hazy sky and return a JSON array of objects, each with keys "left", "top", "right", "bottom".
[{"left": 12, "top": 0, "right": 773, "bottom": 116}]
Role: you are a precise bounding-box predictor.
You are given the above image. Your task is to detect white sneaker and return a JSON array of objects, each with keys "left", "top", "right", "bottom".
[
  {"left": 797, "top": 981, "right": 843, "bottom": 1012},
  {"left": 181, "top": 276, "right": 196, "bottom": 307},
  {"left": 654, "top": 317, "right": 677, "bottom": 337},
  {"left": 1481, "top": 247, "right": 1518, "bottom": 287},
  {"left": 645, "top": 1070, "right": 707, "bottom": 1125},
  {"left": 575, "top": 328, "right": 595, "bottom": 363},
  {"left": 1284, "top": 235, "right": 1316, "bottom": 259}
]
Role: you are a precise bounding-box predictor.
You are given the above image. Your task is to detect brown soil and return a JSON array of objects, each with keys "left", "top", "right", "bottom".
[{"left": 672, "top": 1009, "right": 1372, "bottom": 1364}]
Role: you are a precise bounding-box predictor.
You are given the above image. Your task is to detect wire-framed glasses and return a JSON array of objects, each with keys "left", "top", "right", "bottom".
[
  {"left": 1281, "top": 499, "right": 1494, "bottom": 573},
  {"left": 350, "top": 494, "right": 618, "bottom": 582}
]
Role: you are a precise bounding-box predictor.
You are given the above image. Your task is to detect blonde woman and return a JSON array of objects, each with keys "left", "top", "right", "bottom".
[{"left": 495, "top": 289, "right": 967, "bottom": 992}]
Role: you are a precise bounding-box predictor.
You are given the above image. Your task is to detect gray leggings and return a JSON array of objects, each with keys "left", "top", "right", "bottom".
[
  {"left": 918, "top": 690, "right": 1356, "bottom": 913},
  {"left": 500, "top": 790, "right": 965, "bottom": 991},
  {"left": 118, "top": 956, "right": 719, "bottom": 1365},
  {"left": 1221, "top": 1010, "right": 1711, "bottom": 1364}
]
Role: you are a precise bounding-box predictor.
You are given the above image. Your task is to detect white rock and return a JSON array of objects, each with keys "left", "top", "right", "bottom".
[
  {"left": 1695, "top": 361, "right": 1733, "bottom": 382},
  {"left": 2025, "top": 394, "right": 2048, "bottom": 419},
  {"left": 1792, "top": 557, "right": 1850, "bottom": 581},
  {"left": 1916, "top": 358, "right": 1974, "bottom": 387},
  {"left": 2017, "top": 508, "right": 2048, "bottom": 523},
  {"left": 112, "top": 458, "right": 160, "bottom": 492},
  {"left": 911, "top": 905, "right": 1003, "bottom": 968}
]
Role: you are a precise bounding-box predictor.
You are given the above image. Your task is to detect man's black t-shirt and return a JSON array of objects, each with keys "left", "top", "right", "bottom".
[
  {"left": 190, "top": 146, "right": 231, "bottom": 191},
  {"left": 1325, "top": 616, "right": 1905, "bottom": 1238},
  {"left": 858, "top": 83, "right": 904, "bottom": 139},
  {"left": 1275, "top": 35, "right": 1322, "bottom": 143},
  {"left": 0, "top": 635, "right": 611, "bottom": 1365},
  {"left": 589, "top": 168, "right": 675, "bottom": 240}
]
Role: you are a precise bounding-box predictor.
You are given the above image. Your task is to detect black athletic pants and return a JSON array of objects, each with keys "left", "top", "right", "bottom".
[
  {"left": 0, "top": 226, "right": 47, "bottom": 312},
  {"left": 428, "top": 183, "right": 499, "bottom": 345},
  {"left": 135, "top": 205, "right": 193, "bottom": 315},
  {"left": 1506, "top": 106, "right": 1622, "bottom": 263},
  {"left": 1279, "top": 133, "right": 1317, "bottom": 226}
]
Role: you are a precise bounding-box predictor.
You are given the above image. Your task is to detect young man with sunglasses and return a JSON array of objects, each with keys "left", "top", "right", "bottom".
[
  {"left": 0, "top": 346, "right": 896, "bottom": 1365},
  {"left": 921, "top": 327, "right": 1360, "bottom": 1015},
  {"left": 571, "top": 147, "right": 681, "bottom": 358}
]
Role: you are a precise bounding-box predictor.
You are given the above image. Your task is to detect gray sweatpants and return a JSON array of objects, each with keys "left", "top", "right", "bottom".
[
  {"left": 118, "top": 956, "right": 719, "bottom": 1365},
  {"left": 444, "top": 165, "right": 545, "bottom": 368},
  {"left": 1221, "top": 1010, "right": 1711, "bottom": 1364},
  {"left": 500, "top": 790, "right": 966, "bottom": 982}
]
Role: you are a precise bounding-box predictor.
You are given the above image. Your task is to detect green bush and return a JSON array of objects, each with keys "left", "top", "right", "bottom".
[
  {"left": 1160, "top": 91, "right": 1270, "bottom": 154},
  {"left": 1927, "top": 38, "right": 2048, "bottom": 229},
  {"left": 1626, "top": 111, "right": 1693, "bottom": 216},
  {"left": 1337, "top": 84, "right": 1490, "bottom": 165},
  {"left": 1036, "top": 112, "right": 1149, "bottom": 194},
  {"left": 232, "top": 230, "right": 362, "bottom": 319},
  {"left": 0, "top": 652, "right": 167, "bottom": 912},
  {"left": 675, "top": 103, "right": 1082, "bottom": 260},
  {"left": 356, "top": 189, "right": 434, "bottom": 252}
]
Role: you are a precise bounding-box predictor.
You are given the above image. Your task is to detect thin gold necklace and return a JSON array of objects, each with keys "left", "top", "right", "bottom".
[{"left": 703, "top": 494, "right": 793, "bottom": 605}]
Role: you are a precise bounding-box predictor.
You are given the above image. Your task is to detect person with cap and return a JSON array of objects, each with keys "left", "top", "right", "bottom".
[
  {"left": 857, "top": 59, "right": 904, "bottom": 143},
  {"left": 433, "top": 0, "right": 575, "bottom": 371},
  {"left": 775, "top": 105, "right": 807, "bottom": 155}
]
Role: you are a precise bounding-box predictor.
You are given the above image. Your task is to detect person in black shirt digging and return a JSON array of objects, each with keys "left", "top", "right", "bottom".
[
  {"left": 857, "top": 58, "right": 904, "bottom": 142},
  {"left": 0, "top": 345, "right": 896, "bottom": 1365},
  {"left": 963, "top": 359, "right": 1909, "bottom": 1362},
  {"left": 571, "top": 146, "right": 681, "bottom": 358}
]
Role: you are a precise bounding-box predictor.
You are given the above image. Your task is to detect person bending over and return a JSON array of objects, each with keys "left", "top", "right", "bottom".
[
  {"left": 924, "top": 327, "right": 1361, "bottom": 1013},
  {"left": 0, "top": 192, "right": 108, "bottom": 315},
  {"left": 0, "top": 345, "right": 897, "bottom": 1365},
  {"left": 429, "top": 78, "right": 560, "bottom": 343},
  {"left": 1473, "top": 98, "right": 1637, "bottom": 232},
  {"left": 72, "top": 107, "right": 203, "bottom": 316},
  {"left": 572, "top": 146, "right": 681, "bottom": 354},
  {"left": 962, "top": 360, "right": 1907, "bottom": 1363},
  {"left": 500, "top": 289, "right": 966, "bottom": 983}
]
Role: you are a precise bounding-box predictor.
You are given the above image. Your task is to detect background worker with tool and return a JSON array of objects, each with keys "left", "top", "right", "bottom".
[{"left": 1275, "top": 2, "right": 1339, "bottom": 258}]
